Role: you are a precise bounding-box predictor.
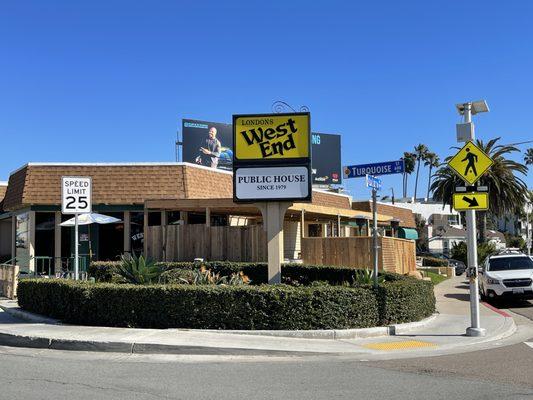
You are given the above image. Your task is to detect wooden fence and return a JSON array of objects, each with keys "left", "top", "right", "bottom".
[
  {"left": 301, "top": 236, "right": 416, "bottom": 274},
  {"left": 146, "top": 225, "right": 267, "bottom": 262},
  {"left": 0, "top": 264, "right": 19, "bottom": 299}
]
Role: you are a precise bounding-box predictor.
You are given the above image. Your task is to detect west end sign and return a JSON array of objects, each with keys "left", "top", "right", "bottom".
[{"left": 233, "top": 112, "right": 312, "bottom": 202}]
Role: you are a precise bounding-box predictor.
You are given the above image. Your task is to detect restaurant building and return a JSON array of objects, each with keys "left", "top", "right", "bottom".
[{"left": 0, "top": 162, "right": 415, "bottom": 274}]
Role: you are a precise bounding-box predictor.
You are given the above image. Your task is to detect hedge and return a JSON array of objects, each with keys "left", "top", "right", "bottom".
[
  {"left": 422, "top": 257, "right": 448, "bottom": 267},
  {"left": 17, "top": 278, "right": 435, "bottom": 330},
  {"left": 88, "top": 261, "right": 409, "bottom": 286}
]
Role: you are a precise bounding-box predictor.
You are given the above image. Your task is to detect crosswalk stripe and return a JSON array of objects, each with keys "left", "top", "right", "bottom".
[{"left": 525, "top": 342, "right": 533, "bottom": 349}]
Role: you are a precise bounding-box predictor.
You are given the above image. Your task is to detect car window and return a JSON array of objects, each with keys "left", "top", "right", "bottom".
[{"left": 488, "top": 257, "right": 533, "bottom": 272}]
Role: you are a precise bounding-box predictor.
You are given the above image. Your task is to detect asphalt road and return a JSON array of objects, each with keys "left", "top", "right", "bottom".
[
  {"left": 0, "top": 288, "right": 531, "bottom": 399},
  {"left": 367, "top": 297, "right": 533, "bottom": 390},
  {"left": 0, "top": 345, "right": 532, "bottom": 400},
  {"left": 496, "top": 299, "right": 533, "bottom": 321}
]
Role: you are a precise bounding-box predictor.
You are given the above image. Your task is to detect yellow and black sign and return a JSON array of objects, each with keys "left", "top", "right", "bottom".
[
  {"left": 448, "top": 141, "right": 493, "bottom": 185},
  {"left": 453, "top": 192, "right": 489, "bottom": 211},
  {"left": 233, "top": 113, "right": 310, "bottom": 161}
]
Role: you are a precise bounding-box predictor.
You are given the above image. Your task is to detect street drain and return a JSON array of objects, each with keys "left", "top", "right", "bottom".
[{"left": 362, "top": 340, "right": 437, "bottom": 351}]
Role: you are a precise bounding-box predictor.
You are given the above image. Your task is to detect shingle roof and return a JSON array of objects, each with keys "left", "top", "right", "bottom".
[
  {"left": 351, "top": 201, "right": 416, "bottom": 228},
  {"left": 2, "top": 162, "right": 354, "bottom": 212},
  {"left": 0, "top": 183, "right": 7, "bottom": 203}
]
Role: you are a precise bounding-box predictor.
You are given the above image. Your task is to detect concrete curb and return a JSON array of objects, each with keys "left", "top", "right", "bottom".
[
  {"left": 0, "top": 332, "right": 324, "bottom": 356},
  {"left": 1, "top": 301, "right": 438, "bottom": 340},
  {"left": 195, "top": 314, "right": 439, "bottom": 339}
]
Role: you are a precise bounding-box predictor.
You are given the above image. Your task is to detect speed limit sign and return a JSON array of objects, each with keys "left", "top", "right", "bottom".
[{"left": 61, "top": 176, "right": 92, "bottom": 214}]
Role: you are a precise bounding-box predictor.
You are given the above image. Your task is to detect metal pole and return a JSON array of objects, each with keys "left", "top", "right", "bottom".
[
  {"left": 463, "top": 103, "right": 485, "bottom": 337},
  {"left": 372, "top": 188, "right": 379, "bottom": 288},
  {"left": 74, "top": 213, "right": 79, "bottom": 281},
  {"left": 527, "top": 203, "right": 531, "bottom": 256}
]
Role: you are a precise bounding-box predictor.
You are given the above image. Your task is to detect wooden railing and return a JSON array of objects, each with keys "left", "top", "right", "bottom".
[
  {"left": 301, "top": 236, "right": 416, "bottom": 274},
  {"left": 146, "top": 225, "right": 267, "bottom": 262}
]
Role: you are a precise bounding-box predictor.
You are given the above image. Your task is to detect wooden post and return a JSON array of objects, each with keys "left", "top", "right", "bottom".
[
  {"left": 300, "top": 210, "right": 305, "bottom": 239},
  {"left": 123, "top": 211, "right": 131, "bottom": 255},
  {"left": 160, "top": 211, "right": 167, "bottom": 262},
  {"left": 180, "top": 211, "right": 188, "bottom": 225},
  {"left": 257, "top": 202, "right": 290, "bottom": 284},
  {"left": 143, "top": 210, "right": 148, "bottom": 257},
  {"left": 206, "top": 207, "right": 211, "bottom": 227},
  {"left": 11, "top": 215, "right": 16, "bottom": 265},
  {"left": 28, "top": 211, "right": 36, "bottom": 273},
  {"left": 54, "top": 211, "right": 62, "bottom": 273}
]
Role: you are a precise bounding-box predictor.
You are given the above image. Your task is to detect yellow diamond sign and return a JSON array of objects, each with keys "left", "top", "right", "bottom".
[{"left": 448, "top": 141, "right": 493, "bottom": 185}]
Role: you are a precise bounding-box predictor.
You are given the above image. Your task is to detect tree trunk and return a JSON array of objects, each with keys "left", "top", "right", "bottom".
[
  {"left": 477, "top": 212, "right": 487, "bottom": 244},
  {"left": 414, "top": 160, "right": 421, "bottom": 200},
  {"left": 426, "top": 165, "right": 432, "bottom": 199}
]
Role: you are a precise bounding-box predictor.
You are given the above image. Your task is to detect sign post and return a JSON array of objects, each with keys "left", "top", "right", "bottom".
[
  {"left": 61, "top": 177, "right": 92, "bottom": 280},
  {"left": 344, "top": 162, "right": 403, "bottom": 288},
  {"left": 232, "top": 113, "right": 311, "bottom": 283},
  {"left": 449, "top": 104, "right": 493, "bottom": 337},
  {"left": 366, "top": 174, "right": 382, "bottom": 287}
]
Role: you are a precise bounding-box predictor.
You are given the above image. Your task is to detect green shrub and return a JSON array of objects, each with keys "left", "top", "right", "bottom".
[
  {"left": 162, "top": 266, "right": 251, "bottom": 285},
  {"left": 376, "top": 280, "right": 436, "bottom": 325},
  {"left": 451, "top": 241, "right": 496, "bottom": 265},
  {"left": 89, "top": 261, "right": 407, "bottom": 286},
  {"left": 351, "top": 268, "right": 385, "bottom": 285},
  {"left": 116, "top": 254, "right": 162, "bottom": 284},
  {"left": 422, "top": 257, "right": 448, "bottom": 267},
  {"left": 17, "top": 277, "right": 435, "bottom": 330}
]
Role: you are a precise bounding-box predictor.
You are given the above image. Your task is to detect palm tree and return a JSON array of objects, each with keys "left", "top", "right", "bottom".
[
  {"left": 525, "top": 148, "right": 533, "bottom": 165},
  {"left": 402, "top": 152, "right": 416, "bottom": 198},
  {"left": 431, "top": 137, "right": 528, "bottom": 242},
  {"left": 424, "top": 152, "right": 440, "bottom": 199},
  {"left": 413, "top": 144, "right": 429, "bottom": 200}
]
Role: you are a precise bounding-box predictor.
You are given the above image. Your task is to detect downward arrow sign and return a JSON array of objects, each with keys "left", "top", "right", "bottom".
[{"left": 462, "top": 196, "right": 479, "bottom": 207}]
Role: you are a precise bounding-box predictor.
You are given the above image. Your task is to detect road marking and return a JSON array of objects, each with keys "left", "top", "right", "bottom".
[
  {"left": 362, "top": 340, "right": 437, "bottom": 351},
  {"left": 481, "top": 301, "right": 512, "bottom": 318},
  {"left": 525, "top": 342, "right": 533, "bottom": 349}
]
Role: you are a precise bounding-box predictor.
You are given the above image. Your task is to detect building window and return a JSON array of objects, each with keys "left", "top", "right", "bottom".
[{"left": 448, "top": 215, "right": 459, "bottom": 225}]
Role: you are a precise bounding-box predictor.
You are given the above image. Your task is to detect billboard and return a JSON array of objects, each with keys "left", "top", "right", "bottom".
[
  {"left": 182, "top": 119, "right": 233, "bottom": 171},
  {"left": 182, "top": 119, "right": 341, "bottom": 185},
  {"left": 311, "top": 132, "right": 342, "bottom": 185}
]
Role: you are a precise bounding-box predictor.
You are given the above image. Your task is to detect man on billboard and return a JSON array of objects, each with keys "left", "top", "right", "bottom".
[{"left": 195, "top": 126, "right": 221, "bottom": 168}]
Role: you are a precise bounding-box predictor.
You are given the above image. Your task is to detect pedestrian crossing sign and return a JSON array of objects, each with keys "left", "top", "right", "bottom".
[
  {"left": 447, "top": 141, "right": 494, "bottom": 185},
  {"left": 453, "top": 192, "right": 489, "bottom": 211}
]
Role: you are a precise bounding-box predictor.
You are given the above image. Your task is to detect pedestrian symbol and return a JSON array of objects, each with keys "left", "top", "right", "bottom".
[{"left": 448, "top": 141, "right": 493, "bottom": 185}]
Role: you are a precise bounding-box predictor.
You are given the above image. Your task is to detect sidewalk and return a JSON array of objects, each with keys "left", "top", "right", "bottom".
[{"left": 0, "top": 276, "right": 519, "bottom": 358}]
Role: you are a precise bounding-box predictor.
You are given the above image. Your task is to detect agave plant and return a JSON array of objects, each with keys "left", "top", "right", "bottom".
[
  {"left": 177, "top": 266, "right": 251, "bottom": 286},
  {"left": 227, "top": 270, "right": 251, "bottom": 285},
  {"left": 351, "top": 268, "right": 385, "bottom": 286},
  {"left": 116, "top": 253, "right": 162, "bottom": 284}
]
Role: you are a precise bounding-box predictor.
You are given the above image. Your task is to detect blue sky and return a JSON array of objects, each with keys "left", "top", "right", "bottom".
[{"left": 1, "top": 0, "right": 532, "bottom": 200}]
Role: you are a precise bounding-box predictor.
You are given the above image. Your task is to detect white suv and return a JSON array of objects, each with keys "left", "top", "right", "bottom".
[{"left": 479, "top": 251, "right": 533, "bottom": 300}]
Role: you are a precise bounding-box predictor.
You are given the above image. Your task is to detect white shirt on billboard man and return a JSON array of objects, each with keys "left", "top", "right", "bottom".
[{"left": 195, "top": 126, "right": 221, "bottom": 168}]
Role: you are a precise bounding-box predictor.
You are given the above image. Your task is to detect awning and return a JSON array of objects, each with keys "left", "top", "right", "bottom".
[{"left": 398, "top": 227, "right": 418, "bottom": 240}]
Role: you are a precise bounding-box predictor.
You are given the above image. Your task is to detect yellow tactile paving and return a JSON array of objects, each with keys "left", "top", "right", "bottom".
[{"left": 362, "top": 340, "right": 437, "bottom": 351}]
